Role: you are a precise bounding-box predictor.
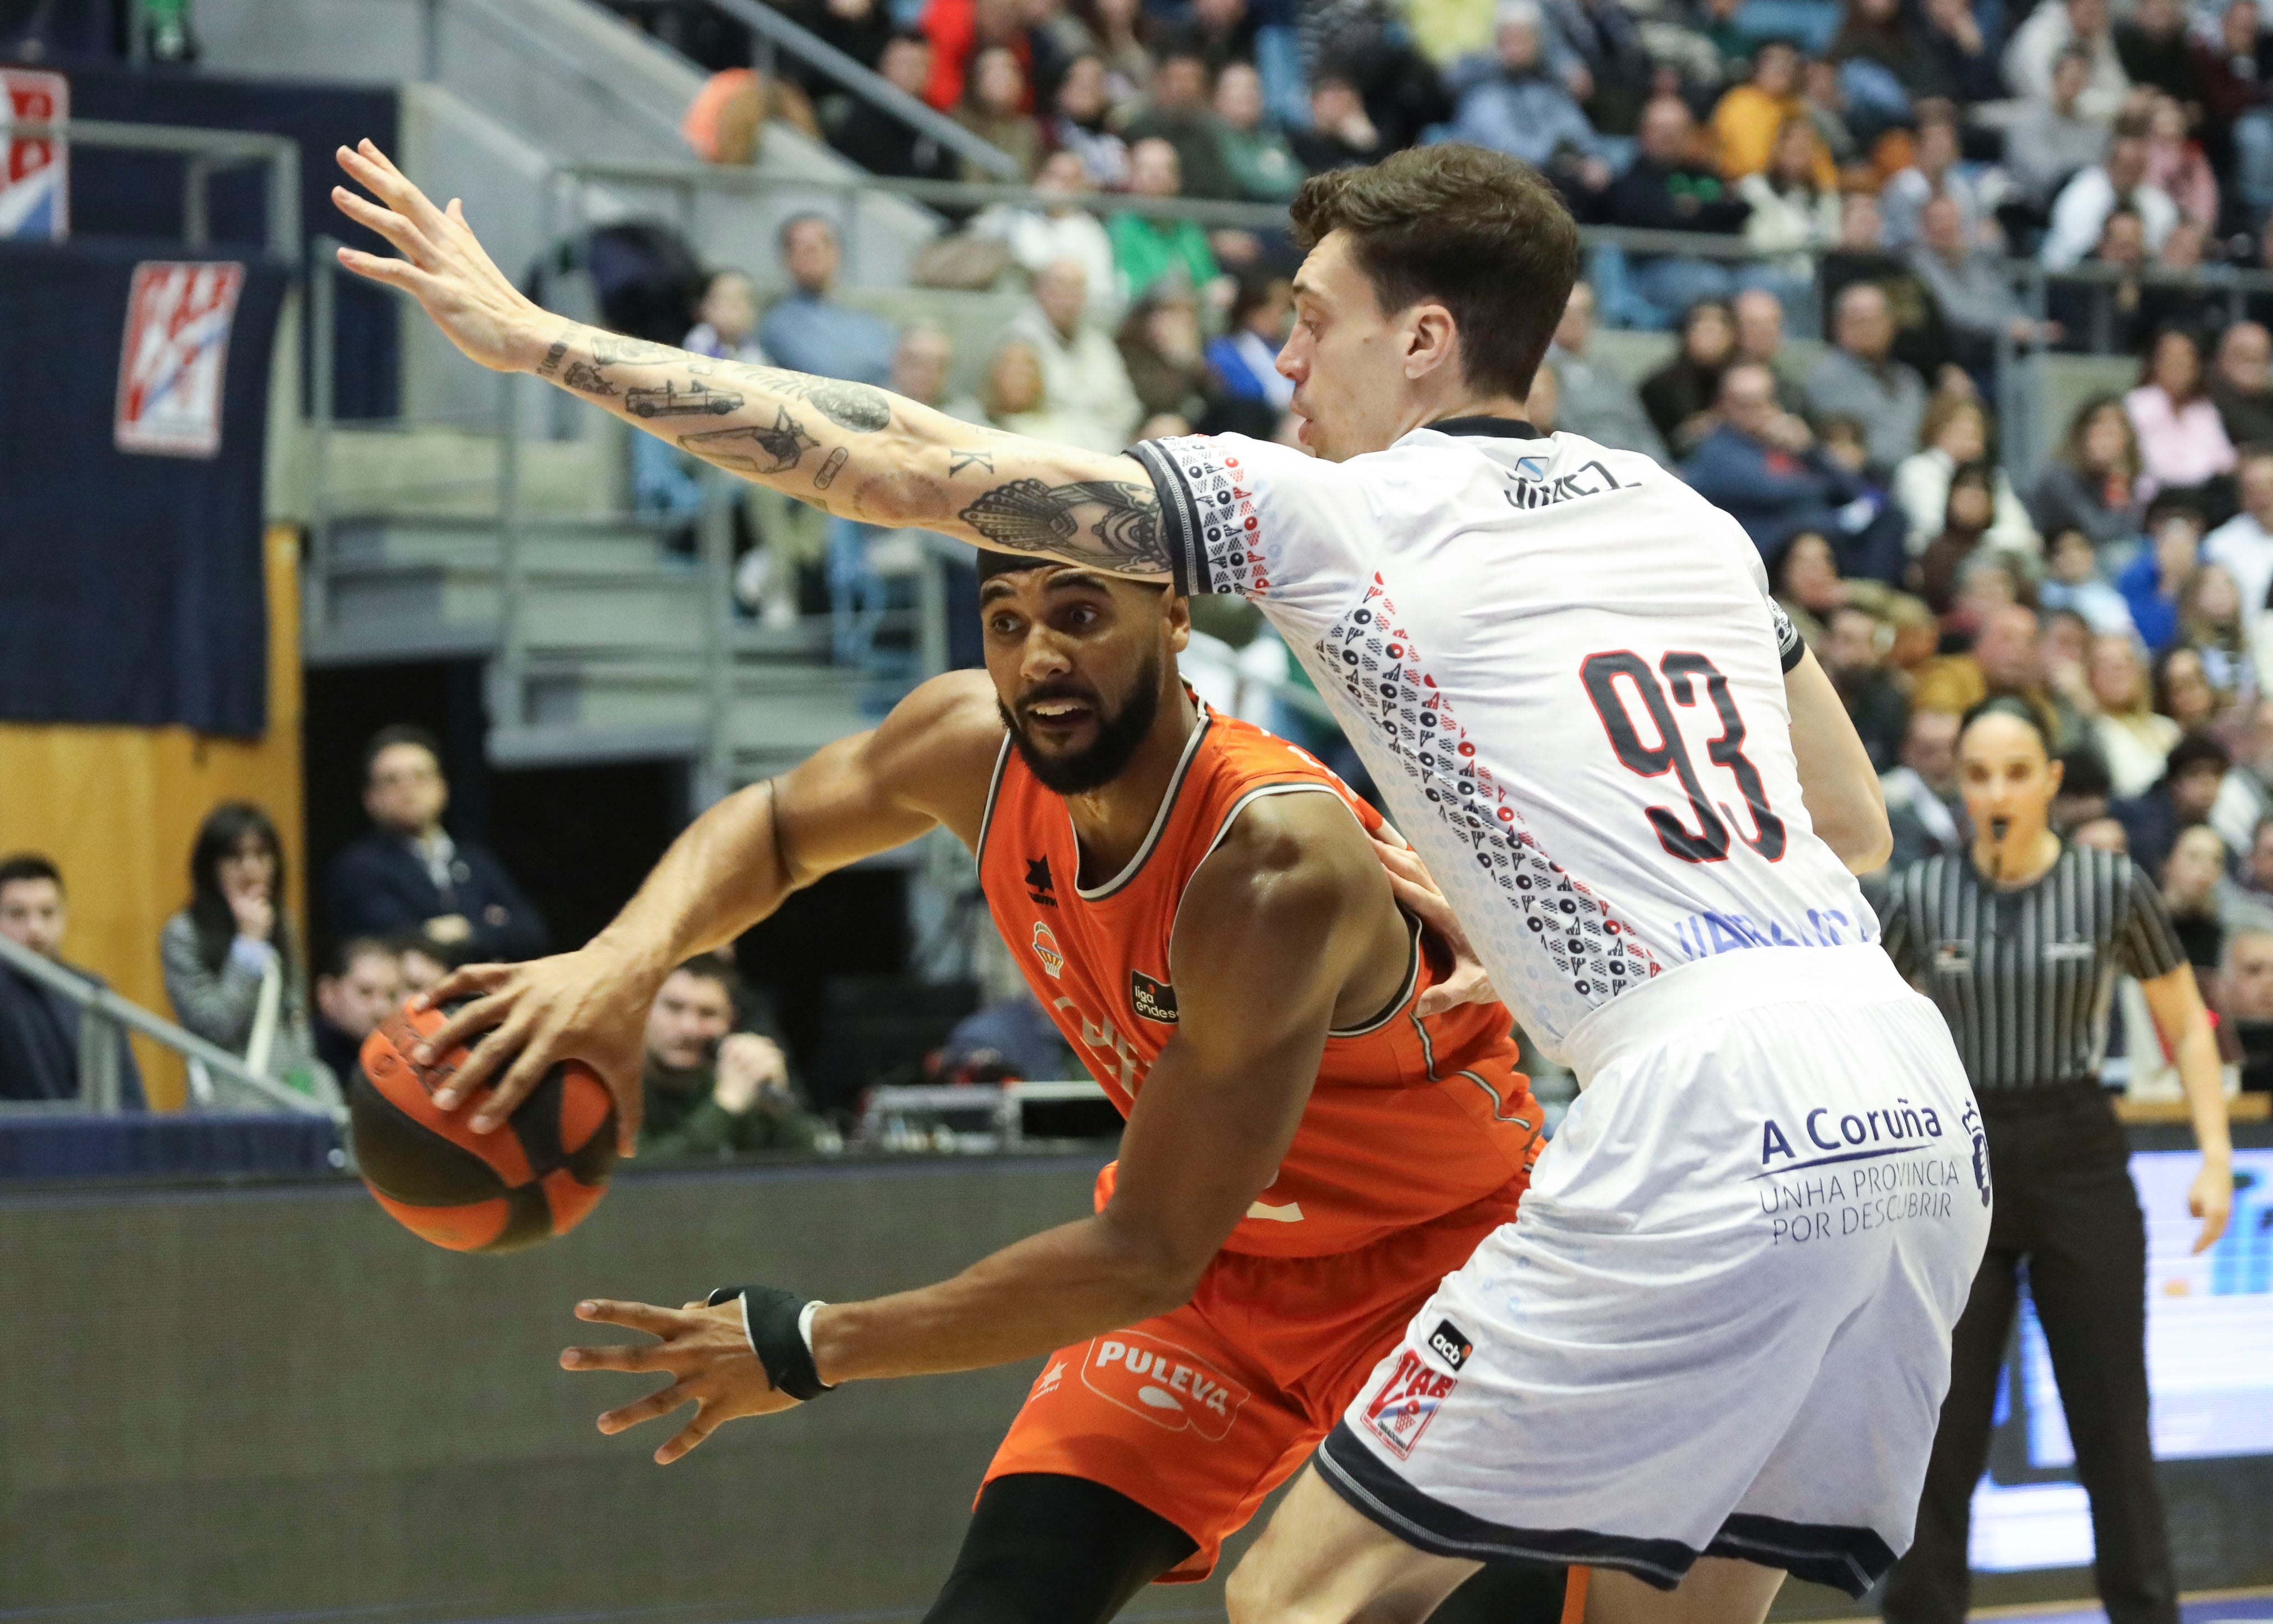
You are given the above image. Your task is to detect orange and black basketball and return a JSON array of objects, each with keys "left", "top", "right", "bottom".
[{"left": 352, "top": 1001, "right": 618, "bottom": 1252}]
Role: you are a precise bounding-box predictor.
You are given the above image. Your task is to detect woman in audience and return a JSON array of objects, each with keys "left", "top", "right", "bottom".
[
  {"left": 1916, "top": 462, "right": 2000, "bottom": 614},
  {"left": 2178, "top": 560, "right": 2257, "bottom": 706},
  {"left": 1047, "top": 54, "right": 1132, "bottom": 188},
  {"left": 2157, "top": 642, "right": 2223, "bottom": 733},
  {"left": 956, "top": 46, "right": 1043, "bottom": 179},
  {"left": 980, "top": 338, "right": 1081, "bottom": 444},
  {"left": 1737, "top": 117, "right": 1840, "bottom": 321},
  {"left": 1205, "top": 274, "right": 1296, "bottom": 409},
  {"left": 1641, "top": 298, "right": 1735, "bottom": 460},
  {"left": 1770, "top": 529, "right": 1849, "bottom": 647},
  {"left": 2146, "top": 95, "right": 2220, "bottom": 235},
  {"left": 160, "top": 802, "right": 333, "bottom": 1104},
  {"left": 2089, "top": 633, "right": 2184, "bottom": 796},
  {"left": 1117, "top": 280, "right": 1212, "bottom": 424},
  {"left": 1895, "top": 393, "right": 2040, "bottom": 558},
  {"left": 2031, "top": 395, "right": 2146, "bottom": 552},
  {"left": 2126, "top": 326, "right": 2238, "bottom": 505}
]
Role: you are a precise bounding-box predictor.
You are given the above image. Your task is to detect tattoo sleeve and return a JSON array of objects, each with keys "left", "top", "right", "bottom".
[{"left": 956, "top": 480, "right": 1169, "bottom": 574}]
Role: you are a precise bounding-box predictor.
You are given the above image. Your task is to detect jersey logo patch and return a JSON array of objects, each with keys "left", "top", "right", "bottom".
[
  {"left": 1025, "top": 855, "right": 1057, "bottom": 908},
  {"left": 1933, "top": 940, "right": 1974, "bottom": 975},
  {"left": 1081, "top": 1332, "right": 1250, "bottom": 1441},
  {"left": 1361, "top": 1348, "right": 1458, "bottom": 1459},
  {"left": 1031, "top": 922, "right": 1064, "bottom": 979},
  {"left": 1427, "top": 1319, "right": 1473, "bottom": 1372},
  {"left": 1129, "top": 971, "right": 1178, "bottom": 1023}
]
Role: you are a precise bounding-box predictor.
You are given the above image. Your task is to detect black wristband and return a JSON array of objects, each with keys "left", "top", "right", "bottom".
[{"left": 707, "top": 1284, "right": 833, "bottom": 1401}]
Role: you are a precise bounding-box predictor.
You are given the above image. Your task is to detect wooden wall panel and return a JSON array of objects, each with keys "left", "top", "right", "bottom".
[{"left": 0, "top": 525, "right": 306, "bottom": 1109}]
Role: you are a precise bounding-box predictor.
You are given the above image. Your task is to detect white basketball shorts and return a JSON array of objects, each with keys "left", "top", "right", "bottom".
[{"left": 1317, "top": 945, "right": 1991, "bottom": 1598}]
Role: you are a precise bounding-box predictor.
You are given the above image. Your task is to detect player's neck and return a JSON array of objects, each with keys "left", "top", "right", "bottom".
[
  {"left": 1403, "top": 389, "right": 1533, "bottom": 442},
  {"left": 1063, "top": 685, "right": 1200, "bottom": 885}
]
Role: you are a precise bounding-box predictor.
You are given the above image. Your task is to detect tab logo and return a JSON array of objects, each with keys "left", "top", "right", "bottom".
[
  {"left": 1031, "top": 921, "right": 1064, "bottom": 979},
  {"left": 1361, "top": 1348, "right": 1459, "bottom": 1459},
  {"left": 115, "top": 260, "right": 246, "bottom": 457},
  {"left": 1129, "top": 970, "right": 1178, "bottom": 1024},
  {"left": 1081, "top": 1331, "right": 1250, "bottom": 1441}
]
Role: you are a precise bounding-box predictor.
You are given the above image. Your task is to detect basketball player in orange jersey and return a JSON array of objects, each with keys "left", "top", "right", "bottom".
[{"left": 414, "top": 549, "right": 1544, "bottom": 1620}]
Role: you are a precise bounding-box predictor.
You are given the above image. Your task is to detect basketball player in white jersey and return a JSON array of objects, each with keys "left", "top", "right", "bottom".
[{"left": 333, "top": 138, "right": 1988, "bottom": 1621}]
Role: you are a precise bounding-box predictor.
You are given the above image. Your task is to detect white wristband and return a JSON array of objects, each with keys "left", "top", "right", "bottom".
[{"left": 798, "top": 1298, "right": 827, "bottom": 1363}]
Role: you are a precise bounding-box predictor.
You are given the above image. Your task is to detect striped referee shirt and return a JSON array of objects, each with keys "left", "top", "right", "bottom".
[{"left": 1876, "top": 845, "right": 2185, "bottom": 1093}]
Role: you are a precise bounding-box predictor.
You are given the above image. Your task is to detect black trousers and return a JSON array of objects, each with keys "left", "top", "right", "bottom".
[{"left": 1881, "top": 1087, "right": 2176, "bottom": 1624}]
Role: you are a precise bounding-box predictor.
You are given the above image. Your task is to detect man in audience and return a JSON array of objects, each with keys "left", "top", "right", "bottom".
[
  {"left": 312, "top": 935, "right": 403, "bottom": 1091},
  {"left": 891, "top": 321, "right": 984, "bottom": 424},
  {"left": 1880, "top": 103, "right": 1982, "bottom": 250},
  {"left": 1444, "top": 0, "right": 1612, "bottom": 185},
  {"left": 1544, "top": 281, "right": 1666, "bottom": 457},
  {"left": 2212, "top": 322, "right": 2273, "bottom": 447},
  {"left": 1913, "top": 0, "right": 2003, "bottom": 103},
  {"left": 1289, "top": 68, "right": 1383, "bottom": 174},
  {"left": 2113, "top": 0, "right": 2201, "bottom": 109},
  {"left": 1212, "top": 63, "right": 1305, "bottom": 204},
  {"left": 0, "top": 854, "right": 145, "bottom": 1107},
  {"left": 757, "top": 214, "right": 898, "bottom": 385},
  {"left": 1880, "top": 709, "right": 1966, "bottom": 869},
  {"left": 2207, "top": 442, "right": 2273, "bottom": 624},
  {"left": 328, "top": 725, "right": 547, "bottom": 963},
  {"left": 1806, "top": 283, "right": 1929, "bottom": 473},
  {"left": 1004, "top": 259, "right": 1143, "bottom": 453},
  {"left": 831, "top": 33, "right": 963, "bottom": 183},
  {"left": 1910, "top": 195, "right": 2060, "bottom": 375},
  {"left": 640, "top": 953, "right": 819, "bottom": 1161},
  {"left": 1599, "top": 95, "right": 1752, "bottom": 316},
  {"left": 1731, "top": 288, "right": 1807, "bottom": 411},
  {"left": 1823, "top": 605, "right": 1911, "bottom": 770},
  {"left": 1108, "top": 138, "right": 1221, "bottom": 303},
  {"left": 2238, "top": 818, "right": 2273, "bottom": 903},
  {"left": 1912, "top": 604, "right": 2074, "bottom": 744},
  {"left": 1120, "top": 46, "right": 1238, "bottom": 203},
  {"left": 2005, "top": 0, "right": 2131, "bottom": 121},
  {"left": 1684, "top": 362, "right": 1879, "bottom": 558},
  {"left": 2116, "top": 730, "right": 2233, "bottom": 877},
  {"left": 2005, "top": 48, "right": 2117, "bottom": 210},
  {"left": 2041, "top": 115, "right": 2177, "bottom": 270}
]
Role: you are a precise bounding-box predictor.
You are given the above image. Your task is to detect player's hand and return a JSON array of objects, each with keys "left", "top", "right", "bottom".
[
  {"left": 412, "top": 946, "right": 665, "bottom": 1153},
  {"left": 561, "top": 1298, "right": 796, "bottom": 1462},
  {"left": 2188, "top": 1154, "right": 2232, "bottom": 1254},
  {"left": 331, "top": 139, "right": 547, "bottom": 374},
  {"left": 1367, "top": 827, "right": 1498, "bottom": 1017}
]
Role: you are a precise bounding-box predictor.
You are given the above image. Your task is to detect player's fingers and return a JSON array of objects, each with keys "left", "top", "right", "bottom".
[
  {"left": 416, "top": 961, "right": 516, "bottom": 1014},
  {"left": 334, "top": 246, "right": 444, "bottom": 301},
  {"left": 421, "top": 999, "right": 524, "bottom": 1110},
  {"left": 349, "top": 138, "right": 452, "bottom": 232},
  {"left": 597, "top": 1381, "right": 695, "bottom": 1436},
  {"left": 575, "top": 1298, "right": 686, "bottom": 1337},
  {"left": 469, "top": 1035, "right": 563, "bottom": 1133},
  {"left": 328, "top": 185, "right": 435, "bottom": 262},
  {"left": 560, "top": 1340, "right": 677, "bottom": 1374},
  {"left": 655, "top": 1404, "right": 721, "bottom": 1465}
]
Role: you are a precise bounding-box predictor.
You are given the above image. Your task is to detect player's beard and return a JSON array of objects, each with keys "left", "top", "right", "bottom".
[{"left": 1000, "top": 651, "right": 1163, "bottom": 796}]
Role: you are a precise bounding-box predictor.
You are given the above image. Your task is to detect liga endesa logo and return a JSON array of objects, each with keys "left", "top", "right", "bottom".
[{"left": 1079, "top": 1331, "right": 1250, "bottom": 1441}]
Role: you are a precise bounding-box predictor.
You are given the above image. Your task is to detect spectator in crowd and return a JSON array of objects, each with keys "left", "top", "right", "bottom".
[
  {"left": 1819, "top": 191, "right": 1959, "bottom": 388},
  {"left": 2208, "top": 443, "right": 2273, "bottom": 626},
  {"left": 1909, "top": 197, "right": 2060, "bottom": 380},
  {"left": 2213, "top": 323, "right": 2273, "bottom": 448},
  {"left": 1894, "top": 391, "right": 2041, "bottom": 559},
  {"left": 832, "top": 34, "right": 963, "bottom": 182},
  {"left": 2127, "top": 326, "right": 2237, "bottom": 503},
  {"left": 1117, "top": 279, "right": 1212, "bottom": 422},
  {"left": 1770, "top": 529, "right": 1852, "bottom": 645},
  {"left": 1289, "top": 67, "right": 1385, "bottom": 173},
  {"left": 1546, "top": 281, "right": 1668, "bottom": 457},
  {"left": 1443, "top": 0, "right": 1612, "bottom": 184},
  {"left": 1912, "top": 604, "right": 2067, "bottom": 739},
  {"left": 1737, "top": 117, "right": 1840, "bottom": 310},
  {"left": 2042, "top": 117, "right": 2177, "bottom": 272},
  {"left": 1731, "top": 286, "right": 1807, "bottom": 411},
  {"left": 2050, "top": 741, "right": 2117, "bottom": 833},
  {"left": 2238, "top": 818, "right": 2273, "bottom": 903},
  {"left": 2040, "top": 525, "right": 2137, "bottom": 633},
  {"left": 2178, "top": 562, "right": 2255, "bottom": 704},
  {"left": 1205, "top": 273, "right": 1297, "bottom": 411},
  {"left": 1823, "top": 602, "right": 1911, "bottom": 769},
  {"left": 2046, "top": 205, "right": 2160, "bottom": 357},
  {"left": 2005, "top": 48, "right": 2116, "bottom": 212},
  {"left": 1828, "top": 0, "right": 1927, "bottom": 142},
  {"left": 2115, "top": 0, "right": 2201, "bottom": 112},
  {"left": 640, "top": 955, "right": 818, "bottom": 1161},
  {"left": 163, "top": 802, "right": 332, "bottom": 1102},
  {"left": 1881, "top": 707, "right": 1968, "bottom": 868},
  {"left": 971, "top": 151, "right": 1120, "bottom": 318},
  {"left": 329, "top": 726, "right": 547, "bottom": 962},
  {"left": 1914, "top": 462, "right": 2004, "bottom": 612},
  {"left": 939, "top": 988, "right": 1074, "bottom": 1081},
  {"left": 893, "top": 321, "right": 984, "bottom": 424},
  {"left": 312, "top": 935, "right": 403, "bottom": 1091},
  {"left": 1122, "top": 46, "right": 1239, "bottom": 201},
  {"left": 1807, "top": 282, "right": 1929, "bottom": 474},
  {"left": 0, "top": 853, "right": 144, "bottom": 1108},
  {"left": 1880, "top": 103, "right": 1982, "bottom": 250},
  {"left": 979, "top": 337, "right": 1078, "bottom": 442},
  {"left": 1212, "top": 61, "right": 1304, "bottom": 203},
  {"left": 1712, "top": 39, "right": 1828, "bottom": 185},
  {"left": 395, "top": 932, "right": 457, "bottom": 997},
  {"left": 2199, "top": 0, "right": 2273, "bottom": 210},
  {"left": 2144, "top": 94, "right": 2218, "bottom": 234},
  {"left": 2157, "top": 642, "right": 2223, "bottom": 735},
  {"left": 2089, "top": 631, "right": 2184, "bottom": 795},
  {"left": 758, "top": 215, "right": 898, "bottom": 384},
  {"left": 2117, "top": 729, "right": 2233, "bottom": 875},
  {"left": 1686, "top": 362, "right": 1902, "bottom": 576},
  {"left": 683, "top": 268, "right": 766, "bottom": 365},
  {"left": 2121, "top": 497, "right": 2207, "bottom": 652},
  {"left": 2005, "top": 0, "right": 2130, "bottom": 122},
  {"left": 1108, "top": 138, "right": 1221, "bottom": 303},
  {"left": 1641, "top": 297, "right": 1735, "bottom": 458},
  {"left": 2162, "top": 822, "right": 2240, "bottom": 978},
  {"left": 1074, "top": 0, "right": 1153, "bottom": 98},
  {"left": 1047, "top": 53, "right": 1131, "bottom": 189},
  {"left": 956, "top": 45, "right": 1045, "bottom": 178},
  {"left": 2029, "top": 393, "right": 2144, "bottom": 549},
  {"left": 1801, "top": 54, "right": 1862, "bottom": 167},
  {"left": 2222, "top": 924, "right": 2273, "bottom": 1092},
  {"left": 1912, "top": 0, "right": 2002, "bottom": 104},
  {"left": 1600, "top": 96, "right": 1753, "bottom": 319},
  {"left": 919, "top": 0, "right": 1030, "bottom": 114},
  {"left": 1004, "top": 257, "right": 1143, "bottom": 453}
]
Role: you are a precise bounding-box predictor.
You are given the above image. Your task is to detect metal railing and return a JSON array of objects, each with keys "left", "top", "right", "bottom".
[
  {"left": 0, "top": 117, "right": 301, "bottom": 264},
  {"left": 0, "top": 937, "right": 344, "bottom": 1121}
]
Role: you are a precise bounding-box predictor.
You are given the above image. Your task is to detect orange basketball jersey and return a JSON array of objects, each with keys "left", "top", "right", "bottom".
[{"left": 976, "top": 704, "right": 1542, "bottom": 1257}]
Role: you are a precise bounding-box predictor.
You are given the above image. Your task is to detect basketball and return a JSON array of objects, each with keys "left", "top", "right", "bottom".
[{"left": 351, "top": 1002, "right": 618, "bottom": 1252}]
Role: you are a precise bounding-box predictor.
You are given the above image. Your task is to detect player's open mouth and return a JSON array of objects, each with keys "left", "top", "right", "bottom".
[{"left": 1020, "top": 697, "right": 1097, "bottom": 737}]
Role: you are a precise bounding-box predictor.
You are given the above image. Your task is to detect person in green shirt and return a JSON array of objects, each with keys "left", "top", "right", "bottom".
[
  {"left": 639, "top": 953, "right": 819, "bottom": 1161},
  {"left": 1212, "top": 63, "right": 1305, "bottom": 203},
  {"left": 1108, "top": 137, "right": 1222, "bottom": 304}
]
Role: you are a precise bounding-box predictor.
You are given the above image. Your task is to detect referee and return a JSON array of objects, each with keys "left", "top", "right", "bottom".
[{"left": 1875, "top": 697, "right": 2233, "bottom": 1624}]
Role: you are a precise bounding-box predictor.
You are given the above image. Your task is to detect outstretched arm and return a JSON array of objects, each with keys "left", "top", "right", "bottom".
[
  {"left": 331, "top": 141, "right": 1170, "bottom": 578},
  {"left": 1786, "top": 647, "right": 1892, "bottom": 873}
]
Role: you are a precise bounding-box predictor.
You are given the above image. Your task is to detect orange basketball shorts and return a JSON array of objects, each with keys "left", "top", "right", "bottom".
[{"left": 981, "top": 1181, "right": 1523, "bottom": 1581}]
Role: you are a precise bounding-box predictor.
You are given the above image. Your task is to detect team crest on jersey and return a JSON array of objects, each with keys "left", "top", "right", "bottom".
[
  {"left": 1080, "top": 1331, "right": 1250, "bottom": 1441},
  {"left": 1129, "top": 970, "right": 1177, "bottom": 1023},
  {"left": 1031, "top": 921, "right": 1064, "bottom": 979},
  {"left": 1361, "top": 1348, "right": 1459, "bottom": 1458},
  {"left": 1025, "top": 855, "right": 1056, "bottom": 908}
]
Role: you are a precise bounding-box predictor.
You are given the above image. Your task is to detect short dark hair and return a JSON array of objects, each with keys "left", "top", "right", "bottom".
[
  {"left": 1290, "top": 144, "right": 1580, "bottom": 401},
  {"left": 363, "top": 723, "right": 444, "bottom": 787},
  {"left": 0, "top": 853, "right": 61, "bottom": 893},
  {"left": 2168, "top": 729, "right": 2233, "bottom": 779},
  {"left": 1960, "top": 694, "right": 2051, "bottom": 753},
  {"left": 2055, "top": 744, "right": 2113, "bottom": 801},
  {"left": 671, "top": 951, "right": 748, "bottom": 1013},
  {"left": 323, "top": 934, "right": 399, "bottom": 981}
]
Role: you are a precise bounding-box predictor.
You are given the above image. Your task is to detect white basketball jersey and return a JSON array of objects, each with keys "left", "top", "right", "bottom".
[{"left": 1133, "top": 420, "right": 1878, "bottom": 1063}]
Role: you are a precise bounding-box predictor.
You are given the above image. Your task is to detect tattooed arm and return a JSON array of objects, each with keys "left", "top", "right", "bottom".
[{"left": 331, "top": 141, "right": 1170, "bottom": 578}]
